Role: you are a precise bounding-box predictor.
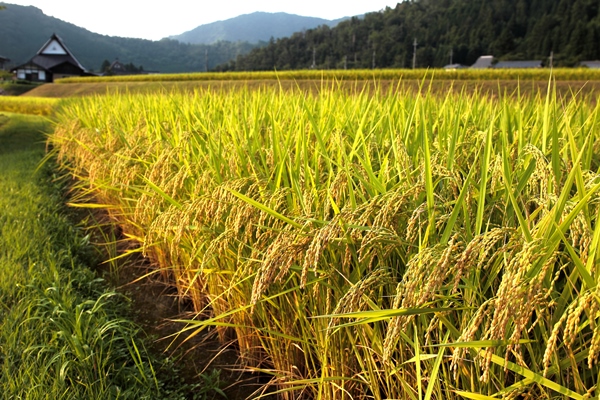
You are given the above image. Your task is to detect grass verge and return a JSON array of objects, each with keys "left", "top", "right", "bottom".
[{"left": 0, "top": 112, "right": 199, "bottom": 399}]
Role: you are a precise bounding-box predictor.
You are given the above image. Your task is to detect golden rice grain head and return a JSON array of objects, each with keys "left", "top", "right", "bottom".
[
  {"left": 405, "top": 202, "right": 427, "bottom": 244},
  {"left": 543, "top": 311, "right": 570, "bottom": 376},
  {"left": 251, "top": 231, "right": 311, "bottom": 307},
  {"left": 588, "top": 323, "right": 600, "bottom": 369},
  {"left": 450, "top": 302, "right": 492, "bottom": 380},
  {"left": 563, "top": 293, "right": 592, "bottom": 350}
]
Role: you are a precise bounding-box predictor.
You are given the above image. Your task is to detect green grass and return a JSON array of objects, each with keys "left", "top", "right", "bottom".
[
  {"left": 0, "top": 112, "right": 184, "bottom": 399},
  {"left": 0, "top": 80, "right": 43, "bottom": 96}
]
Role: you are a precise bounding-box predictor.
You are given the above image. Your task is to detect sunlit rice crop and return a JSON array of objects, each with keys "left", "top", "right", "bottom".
[
  {"left": 56, "top": 67, "right": 600, "bottom": 84},
  {"left": 0, "top": 96, "right": 60, "bottom": 115},
  {"left": 50, "top": 81, "right": 600, "bottom": 399}
]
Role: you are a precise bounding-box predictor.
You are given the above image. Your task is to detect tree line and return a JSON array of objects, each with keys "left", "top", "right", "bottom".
[{"left": 215, "top": 0, "right": 600, "bottom": 71}]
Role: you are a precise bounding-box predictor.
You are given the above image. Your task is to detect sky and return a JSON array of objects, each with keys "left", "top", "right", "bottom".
[{"left": 4, "top": 1, "right": 402, "bottom": 41}]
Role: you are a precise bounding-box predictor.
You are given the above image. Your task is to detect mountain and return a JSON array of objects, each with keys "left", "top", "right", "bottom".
[
  {"left": 170, "top": 12, "right": 347, "bottom": 45},
  {"left": 0, "top": 3, "right": 258, "bottom": 73},
  {"left": 218, "top": 0, "right": 600, "bottom": 71}
]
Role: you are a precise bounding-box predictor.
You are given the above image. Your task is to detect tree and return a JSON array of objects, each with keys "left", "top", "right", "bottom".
[{"left": 100, "top": 59, "right": 110, "bottom": 73}]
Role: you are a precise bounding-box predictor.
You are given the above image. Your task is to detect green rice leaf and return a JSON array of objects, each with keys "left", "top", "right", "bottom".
[
  {"left": 454, "top": 390, "right": 499, "bottom": 400},
  {"left": 227, "top": 187, "right": 304, "bottom": 230},
  {"left": 483, "top": 350, "right": 584, "bottom": 400}
]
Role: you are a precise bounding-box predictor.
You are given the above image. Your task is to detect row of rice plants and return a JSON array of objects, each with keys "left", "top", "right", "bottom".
[
  {"left": 49, "top": 82, "right": 600, "bottom": 399},
  {"left": 57, "top": 67, "right": 600, "bottom": 84},
  {"left": 0, "top": 96, "right": 60, "bottom": 115}
]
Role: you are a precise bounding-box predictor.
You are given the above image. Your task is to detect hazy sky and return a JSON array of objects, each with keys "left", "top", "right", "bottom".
[{"left": 5, "top": 1, "right": 401, "bottom": 41}]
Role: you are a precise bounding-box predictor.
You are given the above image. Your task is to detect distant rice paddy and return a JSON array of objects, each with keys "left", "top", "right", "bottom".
[
  {"left": 56, "top": 67, "right": 600, "bottom": 84},
  {"left": 0, "top": 96, "right": 59, "bottom": 115}
]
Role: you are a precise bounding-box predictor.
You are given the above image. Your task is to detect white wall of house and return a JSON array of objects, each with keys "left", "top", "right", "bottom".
[
  {"left": 16, "top": 67, "right": 45, "bottom": 81},
  {"left": 41, "top": 39, "right": 67, "bottom": 55}
]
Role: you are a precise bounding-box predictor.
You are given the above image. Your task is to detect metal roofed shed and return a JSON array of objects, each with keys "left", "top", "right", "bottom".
[
  {"left": 580, "top": 61, "right": 600, "bottom": 69},
  {"left": 443, "top": 63, "right": 467, "bottom": 70},
  {"left": 471, "top": 55, "right": 494, "bottom": 69},
  {"left": 494, "top": 60, "right": 542, "bottom": 69}
]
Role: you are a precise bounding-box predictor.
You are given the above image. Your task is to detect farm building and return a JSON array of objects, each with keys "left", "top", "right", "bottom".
[
  {"left": 12, "top": 33, "right": 88, "bottom": 82},
  {"left": 580, "top": 61, "right": 600, "bottom": 69},
  {"left": 469, "top": 56, "right": 543, "bottom": 69},
  {"left": 470, "top": 55, "right": 494, "bottom": 69},
  {"left": 443, "top": 63, "right": 467, "bottom": 70},
  {"left": 105, "top": 59, "right": 128, "bottom": 75},
  {"left": 102, "top": 58, "right": 150, "bottom": 76},
  {"left": 494, "top": 60, "right": 542, "bottom": 69}
]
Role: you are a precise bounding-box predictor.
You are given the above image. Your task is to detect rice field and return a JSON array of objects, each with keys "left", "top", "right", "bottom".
[
  {"left": 56, "top": 67, "right": 600, "bottom": 84},
  {"left": 0, "top": 95, "right": 60, "bottom": 115},
  {"left": 49, "top": 80, "right": 600, "bottom": 399}
]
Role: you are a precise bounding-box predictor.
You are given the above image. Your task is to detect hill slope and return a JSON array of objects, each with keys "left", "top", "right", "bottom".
[
  {"left": 0, "top": 3, "right": 257, "bottom": 73},
  {"left": 171, "top": 12, "right": 345, "bottom": 44},
  {"left": 219, "top": 0, "right": 600, "bottom": 71}
]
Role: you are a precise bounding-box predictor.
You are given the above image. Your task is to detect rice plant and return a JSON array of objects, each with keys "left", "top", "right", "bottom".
[
  {"left": 56, "top": 68, "right": 600, "bottom": 84},
  {"left": 49, "top": 79, "right": 600, "bottom": 399},
  {"left": 0, "top": 95, "right": 59, "bottom": 115}
]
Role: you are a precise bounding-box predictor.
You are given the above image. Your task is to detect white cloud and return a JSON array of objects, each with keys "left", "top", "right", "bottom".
[{"left": 6, "top": 1, "right": 400, "bottom": 40}]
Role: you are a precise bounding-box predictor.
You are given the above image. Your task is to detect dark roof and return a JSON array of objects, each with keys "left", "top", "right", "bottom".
[
  {"left": 494, "top": 60, "right": 542, "bottom": 69},
  {"left": 40, "top": 33, "right": 87, "bottom": 71},
  {"left": 29, "top": 54, "right": 83, "bottom": 71},
  {"left": 0, "top": 56, "right": 9, "bottom": 62}
]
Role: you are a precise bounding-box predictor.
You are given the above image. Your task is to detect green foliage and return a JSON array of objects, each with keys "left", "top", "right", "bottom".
[
  {"left": 100, "top": 59, "right": 145, "bottom": 75},
  {"left": 100, "top": 59, "right": 110, "bottom": 73},
  {"left": 0, "top": 113, "right": 207, "bottom": 399},
  {"left": 172, "top": 11, "right": 338, "bottom": 44},
  {"left": 219, "top": 0, "right": 600, "bottom": 70},
  {"left": 0, "top": 114, "right": 157, "bottom": 398}
]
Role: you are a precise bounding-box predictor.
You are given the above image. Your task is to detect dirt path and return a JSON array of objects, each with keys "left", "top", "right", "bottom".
[{"left": 87, "top": 215, "right": 276, "bottom": 399}]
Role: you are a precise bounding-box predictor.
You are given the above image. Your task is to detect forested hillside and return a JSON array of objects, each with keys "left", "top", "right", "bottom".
[
  {"left": 0, "top": 3, "right": 258, "bottom": 73},
  {"left": 218, "top": 0, "right": 600, "bottom": 71},
  {"left": 171, "top": 12, "right": 345, "bottom": 45}
]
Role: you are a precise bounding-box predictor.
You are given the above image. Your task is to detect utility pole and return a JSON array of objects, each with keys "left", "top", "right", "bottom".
[
  {"left": 204, "top": 48, "right": 208, "bottom": 72},
  {"left": 344, "top": 55, "right": 347, "bottom": 70},
  {"left": 449, "top": 48, "right": 453, "bottom": 65},
  {"left": 372, "top": 48, "right": 376, "bottom": 69},
  {"left": 311, "top": 47, "right": 316, "bottom": 69},
  {"left": 549, "top": 50, "right": 554, "bottom": 68},
  {"left": 412, "top": 38, "right": 418, "bottom": 69}
]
